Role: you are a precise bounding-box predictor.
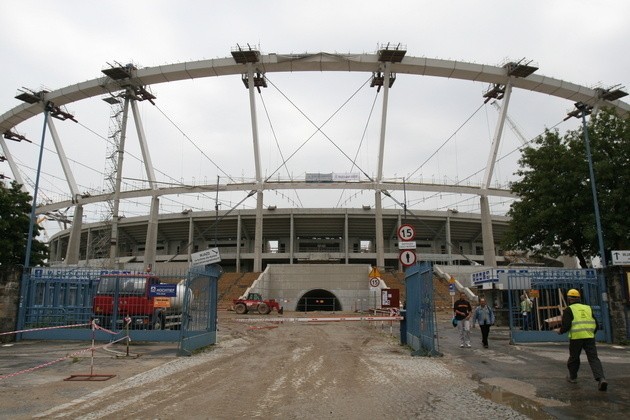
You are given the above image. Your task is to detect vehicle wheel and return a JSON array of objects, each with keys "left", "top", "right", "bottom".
[
  {"left": 152, "top": 315, "right": 165, "bottom": 330},
  {"left": 258, "top": 303, "right": 270, "bottom": 314},
  {"left": 234, "top": 303, "right": 247, "bottom": 314}
]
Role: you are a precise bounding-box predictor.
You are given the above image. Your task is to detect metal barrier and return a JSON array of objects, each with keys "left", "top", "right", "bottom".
[
  {"left": 506, "top": 269, "right": 608, "bottom": 344},
  {"left": 16, "top": 265, "right": 220, "bottom": 353},
  {"left": 404, "top": 262, "right": 440, "bottom": 356}
]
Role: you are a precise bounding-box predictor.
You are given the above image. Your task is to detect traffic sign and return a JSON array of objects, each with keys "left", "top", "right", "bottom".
[
  {"left": 611, "top": 250, "right": 630, "bottom": 266},
  {"left": 369, "top": 277, "right": 381, "bottom": 288},
  {"left": 368, "top": 266, "right": 382, "bottom": 279},
  {"left": 399, "top": 250, "right": 416, "bottom": 267},
  {"left": 448, "top": 283, "right": 455, "bottom": 296},
  {"left": 397, "top": 224, "right": 415, "bottom": 241},
  {"left": 398, "top": 241, "right": 417, "bottom": 250}
]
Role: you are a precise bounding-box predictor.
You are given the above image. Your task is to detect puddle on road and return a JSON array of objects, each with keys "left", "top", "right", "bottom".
[{"left": 476, "top": 384, "right": 555, "bottom": 420}]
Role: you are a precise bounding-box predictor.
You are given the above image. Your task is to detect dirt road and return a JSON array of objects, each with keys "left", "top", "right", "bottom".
[{"left": 1, "top": 313, "right": 528, "bottom": 419}]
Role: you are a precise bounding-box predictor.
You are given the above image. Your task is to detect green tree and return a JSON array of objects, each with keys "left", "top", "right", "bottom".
[
  {"left": 0, "top": 181, "right": 49, "bottom": 278},
  {"left": 504, "top": 108, "right": 630, "bottom": 268}
]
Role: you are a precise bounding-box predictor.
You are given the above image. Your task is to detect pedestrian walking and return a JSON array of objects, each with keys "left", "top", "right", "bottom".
[
  {"left": 557, "top": 289, "right": 608, "bottom": 391},
  {"left": 453, "top": 292, "right": 472, "bottom": 348},
  {"left": 472, "top": 297, "right": 495, "bottom": 348}
]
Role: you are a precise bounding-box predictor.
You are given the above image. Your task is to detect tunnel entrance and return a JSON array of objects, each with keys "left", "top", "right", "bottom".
[{"left": 296, "top": 289, "right": 342, "bottom": 312}]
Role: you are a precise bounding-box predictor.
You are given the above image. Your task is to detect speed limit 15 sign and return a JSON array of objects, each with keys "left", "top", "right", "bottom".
[{"left": 397, "top": 224, "right": 415, "bottom": 241}]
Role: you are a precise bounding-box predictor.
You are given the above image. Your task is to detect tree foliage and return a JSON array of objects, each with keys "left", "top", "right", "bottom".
[
  {"left": 504, "top": 108, "right": 630, "bottom": 268},
  {"left": 0, "top": 181, "right": 49, "bottom": 276}
]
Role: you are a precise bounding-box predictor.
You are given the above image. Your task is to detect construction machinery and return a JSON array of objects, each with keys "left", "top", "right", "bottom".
[{"left": 232, "top": 292, "right": 283, "bottom": 315}]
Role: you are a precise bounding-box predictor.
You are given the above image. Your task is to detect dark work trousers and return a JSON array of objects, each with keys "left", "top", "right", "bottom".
[
  {"left": 567, "top": 338, "right": 605, "bottom": 380},
  {"left": 480, "top": 324, "right": 491, "bottom": 347}
]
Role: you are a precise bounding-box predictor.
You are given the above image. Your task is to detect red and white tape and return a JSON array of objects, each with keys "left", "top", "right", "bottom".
[
  {"left": 236, "top": 316, "right": 403, "bottom": 323},
  {"left": 0, "top": 322, "right": 92, "bottom": 336}
]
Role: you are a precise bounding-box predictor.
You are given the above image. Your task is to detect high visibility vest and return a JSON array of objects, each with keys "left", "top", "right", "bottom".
[{"left": 568, "top": 303, "right": 596, "bottom": 339}]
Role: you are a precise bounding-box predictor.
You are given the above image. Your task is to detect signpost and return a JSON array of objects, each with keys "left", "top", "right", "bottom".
[
  {"left": 191, "top": 247, "right": 221, "bottom": 266},
  {"left": 399, "top": 250, "right": 416, "bottom": 267},
  {"left": 611, "top": 250, "right": 630, "bottom": 266},
  {"left": 397, "top": 224, "right": 415, "bottom": 241},
  {"left": 397, "top": 224, "right": 416, "bottom": 267}
]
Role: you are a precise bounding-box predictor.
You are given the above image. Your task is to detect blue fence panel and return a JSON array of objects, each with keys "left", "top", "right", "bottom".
[
  {"left": 17, "top": 266, "right": 220, "bottom": 350},
  {"left": 507, "top": 269, "right": 607, "bottom": 344},
  {"left": 404, "top": 262, "right": 440, "bottom": 356}
]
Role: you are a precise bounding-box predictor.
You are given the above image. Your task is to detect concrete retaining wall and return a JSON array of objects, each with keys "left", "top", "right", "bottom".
[{"left": 249, "top": 264, "right": 387, "bottom": 311}]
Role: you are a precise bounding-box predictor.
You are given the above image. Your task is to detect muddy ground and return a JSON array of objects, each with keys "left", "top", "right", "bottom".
[{"left": 0, "top": 311, "right": 531, "bottom": 419}]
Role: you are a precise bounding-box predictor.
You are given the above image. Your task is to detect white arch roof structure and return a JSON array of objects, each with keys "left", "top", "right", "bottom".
[{"left": 1, "top": 51, "right": 628, "bottom": 216}]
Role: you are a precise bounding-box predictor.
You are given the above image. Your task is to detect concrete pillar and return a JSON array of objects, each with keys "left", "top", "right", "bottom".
[
  {"left": 254, "top": 191, "right": 263, "bottom": 272},
  {"left": 144, "top": 196, "right": 159, "bottom": 271},
  {"left": 187, "top": 213, "right": 194, "bottom": 263},
  {"left": 64, "top": 204, "right": 83, "bottom": 265},
  {"left": 344, "top": 211, "right": 349, "bottom": 264},
  {"left": 236, "top": 214, "right": 242, "bottom": 273},
  {"left": 375, "top": 191, "right": 384, "bottom": 267},
  {"left": 290, "top": 211, "right": 295, "bottom": 264},
  {"left": 446, "top": 213, "right": 452, "bottom": 265},
  {"left": 480, "top": 195, "right": 497, "bottom": 267}
]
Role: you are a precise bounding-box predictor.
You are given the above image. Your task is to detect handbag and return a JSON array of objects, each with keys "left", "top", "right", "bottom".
[{"left": 452, "top": 317, "right": 458, "bottom": 327}]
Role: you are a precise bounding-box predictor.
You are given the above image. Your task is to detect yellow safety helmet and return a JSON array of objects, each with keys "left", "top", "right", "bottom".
[{"left": 567, "top": 289, "right": 581, "bottom": 298}]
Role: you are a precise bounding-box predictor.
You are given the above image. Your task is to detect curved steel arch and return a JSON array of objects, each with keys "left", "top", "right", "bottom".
[
  {"left": 34, "top": 180, "right": 516, "bottom": 215},
  {"left": 2, "top": 52, "right": 629, "bottom": 133},
  {"left": 8, "top": 50, "right": 623, "bottom": 269}
]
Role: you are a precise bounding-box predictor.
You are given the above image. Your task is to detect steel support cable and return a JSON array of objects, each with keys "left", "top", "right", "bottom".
[
  {"left": 406, "top": 117, "right": 567, "bottom": 207},
  {"left": 407, "top": 102, "right": 486, "bottom": 180},
  {"left": 335, "top": 90, "right": 380, "bottom": 208},
  {"left": 152, "top": 104, "right": 236, "bottom": 183},
  {"left": 258, "top": 92, "right": 304, "bottom": 208},
  {"left": 264, "top": 75, "right": 374, "bottom": 182},
  {"left": 78, "top": 114, "right": 229, "bottom": 215},
  {"left": 76, "top": 120, "right": 214, "bottom": 197},
  {"left": 166, "top": 189, "right": 257, "bottom": 262}
]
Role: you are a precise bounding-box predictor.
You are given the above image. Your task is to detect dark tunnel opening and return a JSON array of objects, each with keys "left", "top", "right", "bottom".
[{"left": 296, "top": 289, "right": 342, "bottom": 312}]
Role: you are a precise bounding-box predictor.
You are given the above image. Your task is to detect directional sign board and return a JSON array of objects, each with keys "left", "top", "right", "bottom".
[
  {"left": 399, "top": 250, "right": 417, "bottom": 267},
  {"left": 611, "top": 250, "right": 630, "bottom": 266},
  {"left": 397, "top": 224, "right": 415, "bottom": 241},
  {"left": 398, "top": 241, "right": 417, "bottom": 250},
  {"left": 191, "top": 247, "right": 221, "bottom": 266}
]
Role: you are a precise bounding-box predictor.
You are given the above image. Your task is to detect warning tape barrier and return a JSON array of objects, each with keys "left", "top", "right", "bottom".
[
  {"left": 0, "top": 322, "right": 92, "bottom": 336},
  {"left": 236, "top": 316, "right": 403, "bottom": 323},
  {"left": 0, "top": 320, "right": 131, "bottom": 380},
  {"left": 0, "top": 338, "right": 128, "bottom": 381}
]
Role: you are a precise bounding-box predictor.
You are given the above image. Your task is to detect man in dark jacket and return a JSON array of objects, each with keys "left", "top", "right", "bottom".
[
  {"left": 557, "top": 289, "right": 607, "bottom": 391},
  {"left": 453, "top": 292, "right": 472, "bottom": 348}
]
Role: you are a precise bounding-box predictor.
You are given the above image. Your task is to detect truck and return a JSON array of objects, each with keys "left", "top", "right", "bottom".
[
  {"left": 232, "top": 292, "right": 283, "bottom": 315},
  {"left": 92, "top": 274, "right": 193, "bottom": 330}
]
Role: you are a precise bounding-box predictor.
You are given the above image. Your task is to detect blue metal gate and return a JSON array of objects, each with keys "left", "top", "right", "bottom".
[
  {"left": 507, "top": 269, "right": 610, "bottom": 344},
  {"left": 16, "top": 265, "right": 220, "bottom": 354},
  {"left": 404, "top": 262, "right": 440, "bottom": 356}
]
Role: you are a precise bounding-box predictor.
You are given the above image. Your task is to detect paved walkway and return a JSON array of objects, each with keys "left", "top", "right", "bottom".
[{"left": 435, "top": 315, "right": 630, "bottom": 419}]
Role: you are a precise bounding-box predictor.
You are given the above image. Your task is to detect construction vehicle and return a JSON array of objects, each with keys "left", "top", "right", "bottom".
[
  {"left": 232, "top": 292, "right": 283, "bottom": 315},
  {"left": 92, "top": 273, "right": 193, "bottom": 330}
]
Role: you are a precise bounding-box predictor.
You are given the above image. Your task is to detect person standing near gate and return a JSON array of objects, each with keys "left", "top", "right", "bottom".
[
  {"left": 454, "top": 292, "right": 472, "bottom": 348},
  {"left": 557, "top": 289, "right": 608, "bottom": 391},
  {"left": 520, "top": 294, "right": 533, "bottom": 330},
  {"left": 472, "top": 298, "right": 495, "bottom": 348}
]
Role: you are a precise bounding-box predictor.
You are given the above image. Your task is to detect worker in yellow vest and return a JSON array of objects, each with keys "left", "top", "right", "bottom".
[{"left": 557, "top": 289, "right": 607, "bottom": 391}]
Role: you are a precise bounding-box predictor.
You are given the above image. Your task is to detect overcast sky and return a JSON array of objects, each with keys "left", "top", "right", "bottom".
[{"left": 1, "top": 0, "right": 629, "bottom": 236}]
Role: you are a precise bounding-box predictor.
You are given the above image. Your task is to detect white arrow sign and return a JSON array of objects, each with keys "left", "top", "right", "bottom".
[
  {"left": 191, "top": 247, "right": 221, "bottom": 266},
  {"left": 611, "top": 250, "right": 630, "bottom": 266}
]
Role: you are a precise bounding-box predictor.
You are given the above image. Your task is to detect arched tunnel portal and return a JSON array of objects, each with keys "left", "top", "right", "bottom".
[{"left": 296, "top": 289, "right": 342, "bottom": 312}]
